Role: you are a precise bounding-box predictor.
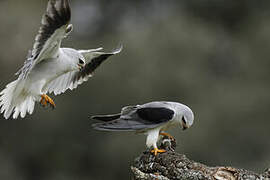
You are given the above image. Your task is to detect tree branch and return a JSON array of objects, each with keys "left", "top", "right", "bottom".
[{"left": 131, "top": 137, "right": 270, "bottom": 180}]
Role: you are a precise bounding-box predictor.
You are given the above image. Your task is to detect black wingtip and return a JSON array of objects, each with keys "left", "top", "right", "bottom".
[{"left": 90, "top": 114, "right": 121, "bottom": 121}]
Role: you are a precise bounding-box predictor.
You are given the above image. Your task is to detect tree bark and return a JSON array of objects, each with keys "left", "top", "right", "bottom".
[{"left": 131, "top": 137, "right": 270, "bottom": 180}]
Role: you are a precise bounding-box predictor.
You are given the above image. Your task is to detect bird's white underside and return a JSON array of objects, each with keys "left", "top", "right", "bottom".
[
  {"left": 146, "top": 127, "right": 162, "bottom": 148},
  {"left": 145, "top": 116, "right": 179, "bottom": 148}
]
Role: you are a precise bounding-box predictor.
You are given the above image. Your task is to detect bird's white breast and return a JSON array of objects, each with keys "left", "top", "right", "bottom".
[{"left": 24, "top": 53, "right": 74, "bottom": 96}]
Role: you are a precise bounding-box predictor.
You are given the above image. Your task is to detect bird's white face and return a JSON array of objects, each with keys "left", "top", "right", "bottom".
[
  {"left": 181, "top": 109, "right": 194, "bottom": 130},
  {"left": 172, "top": 103, "right": 194, "bottom": 131},
  {"left": 63, "top": 48, "right": 86, "bottom": 71}
]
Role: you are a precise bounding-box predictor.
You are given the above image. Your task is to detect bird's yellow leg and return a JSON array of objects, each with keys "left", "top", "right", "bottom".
[
  {"left": 159, "top": 132, "right": 175, "bottom": 140},
  {"left": 46, "top": 95, "right": 56, "bottom": 108},
  {"left": 40, "top": 95, "right": 47, "bottom": 106},
  {"left": 40, "top": 94, "right": 56, "bottom": 108},
  {"left": 151, "top": 148, "right": 166, "bottom": 156}
]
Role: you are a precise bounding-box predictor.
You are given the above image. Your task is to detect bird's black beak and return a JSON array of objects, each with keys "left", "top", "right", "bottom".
[{"left": 182, "top": 123, "right": 188, "bottom": 130}]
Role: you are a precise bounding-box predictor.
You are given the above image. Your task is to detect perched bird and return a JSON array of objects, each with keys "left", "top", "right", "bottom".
[
  {"left": 92, "top": 101, "right": 194, "bottom": 155},
  {"left": 0, "top": 0, "right": 122, "bottom": 119}
]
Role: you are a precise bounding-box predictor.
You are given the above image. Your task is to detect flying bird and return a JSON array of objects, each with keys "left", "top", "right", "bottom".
[
  {"left": 0, "top": 0, "right": 122, "bottom": 119},
  {"left": 92, "top": 101, "right": 194, "bottom": 155}
]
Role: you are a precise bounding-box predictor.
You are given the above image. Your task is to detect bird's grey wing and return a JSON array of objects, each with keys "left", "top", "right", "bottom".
[
  {"left": 42, "top": 46, "right": 122, "bottom": 95},
  {"left": 16, "top": 0, "right": 72, "bottom": 78},
  {"left": 92, "top": 107, "right": 174, "bottom": 131},
  {"left": 92, "top": 118, "right": 156, "bottom": 131}
]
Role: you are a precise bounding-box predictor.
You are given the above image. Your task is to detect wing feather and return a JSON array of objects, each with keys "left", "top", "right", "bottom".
[
  {"left": 92, "top": 119, "right": 157, "bottom": 131},
  {"left": 74, "top": 45, "right": 123, "bottom": 82},
  {"left": 42, "top": 45, "right": 122, "bottom": 95},
  {"left": 92, "top": 105, "right": 174, "bottom": 131},
  {"left": 16, "top": 0, "right": 71, "bottom": 78}
]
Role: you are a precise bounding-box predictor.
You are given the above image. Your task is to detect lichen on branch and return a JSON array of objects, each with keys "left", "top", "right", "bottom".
[{"left": 131, "top": 137, "right": 270, "bottom": 180}]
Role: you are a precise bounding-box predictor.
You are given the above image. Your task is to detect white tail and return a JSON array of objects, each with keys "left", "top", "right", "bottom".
[{"left": 0, "top": 80, "right": 36, "bottom": 119}]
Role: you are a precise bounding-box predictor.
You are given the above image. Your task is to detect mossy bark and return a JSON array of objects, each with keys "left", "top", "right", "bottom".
[{"left": 131, "top": 137, "right": 270, "bottom": 180}]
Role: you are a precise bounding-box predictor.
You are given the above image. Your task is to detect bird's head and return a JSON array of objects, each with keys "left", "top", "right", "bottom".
[
  {"left": 176, "top": 103, "right": 194, "bottom": 131},
  {"left": 62, "top": 48, "right": 86, "bottom": 71}
]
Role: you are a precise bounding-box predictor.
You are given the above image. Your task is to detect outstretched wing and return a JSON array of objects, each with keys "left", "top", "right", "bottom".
[
  {"left": 92, "top": 106, "right": 175, "bottom": 131},
  {"left": 17, "top": 0, "right": 72, "bottom": 78},
  {"left": 74, "top": 45, "right": 123, "bottom": 84},
  {"left": 43, "top": 45, "right": 122, "bottom": 95}
]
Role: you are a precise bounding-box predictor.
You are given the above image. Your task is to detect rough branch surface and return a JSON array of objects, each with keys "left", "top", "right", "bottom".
[{"left": 131, "top": 137, "right": 270, "bottom": 180}]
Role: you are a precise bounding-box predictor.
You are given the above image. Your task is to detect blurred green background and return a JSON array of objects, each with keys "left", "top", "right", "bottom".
[{"left": 0, "top": 0, "right": 270, "bottom": 179}]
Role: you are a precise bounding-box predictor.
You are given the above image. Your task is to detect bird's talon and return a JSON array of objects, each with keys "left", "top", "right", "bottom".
[
  {"left": 40, "top": 94, "right": 55, "bottom": 108},
  {"left": 151, "top": 148, "right": 166, "bottom": 156}
]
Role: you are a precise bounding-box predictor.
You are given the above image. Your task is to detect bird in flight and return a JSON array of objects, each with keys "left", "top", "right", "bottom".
[
  {"left": 92, "top": 101, "right": 194, "bottom": 155},
  {"left": 0, "top": 0, "right": 122, "bottom": 119}
]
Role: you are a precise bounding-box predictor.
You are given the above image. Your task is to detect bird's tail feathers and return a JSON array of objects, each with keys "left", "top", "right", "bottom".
[
  {"left": 92, "top": 118, "right": 153, "bottom": 131},
  {"left": 12, "top": 96, "right": 35, "bottom": 119},
  {"left": 0, "top": 80, "right": 18, "bottom": 119},
  {"left": 92, "top": 120, "right": 134, "bottom": 131},
  {"left": 0, "top": 80, "right": 35, "bottom": 119},
  {"left": 91, "top": 114, "right": 121, "bottom": 122}
]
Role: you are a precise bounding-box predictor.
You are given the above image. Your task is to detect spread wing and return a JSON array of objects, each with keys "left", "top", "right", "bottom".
[
  {"left": 42, "top": 45, "right": 122, "bottom": 95},
  {"left": 16, "top": 0, "right": 72, "bottom": 78},
  {"left": 74, "top": 45, "right": 123, "bottom": 84},
  {"left": 92, "top": 106, "right": 175, "bottom": 131}
]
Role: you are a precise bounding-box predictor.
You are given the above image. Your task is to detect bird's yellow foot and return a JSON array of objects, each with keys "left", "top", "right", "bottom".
[
  {"left": 151, "top": 148, "right": 166, "bottom": 156},
  {"left": 40, "top": 94, "right": 56, "bottom": 108},
  {"left": 160, "top": 132, "right": 175, "bottom": 140}
]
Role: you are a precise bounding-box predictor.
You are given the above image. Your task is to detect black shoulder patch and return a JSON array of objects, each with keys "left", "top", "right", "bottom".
[{"left": 137, "top": 107, "right": 174, "bottom": 123}]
